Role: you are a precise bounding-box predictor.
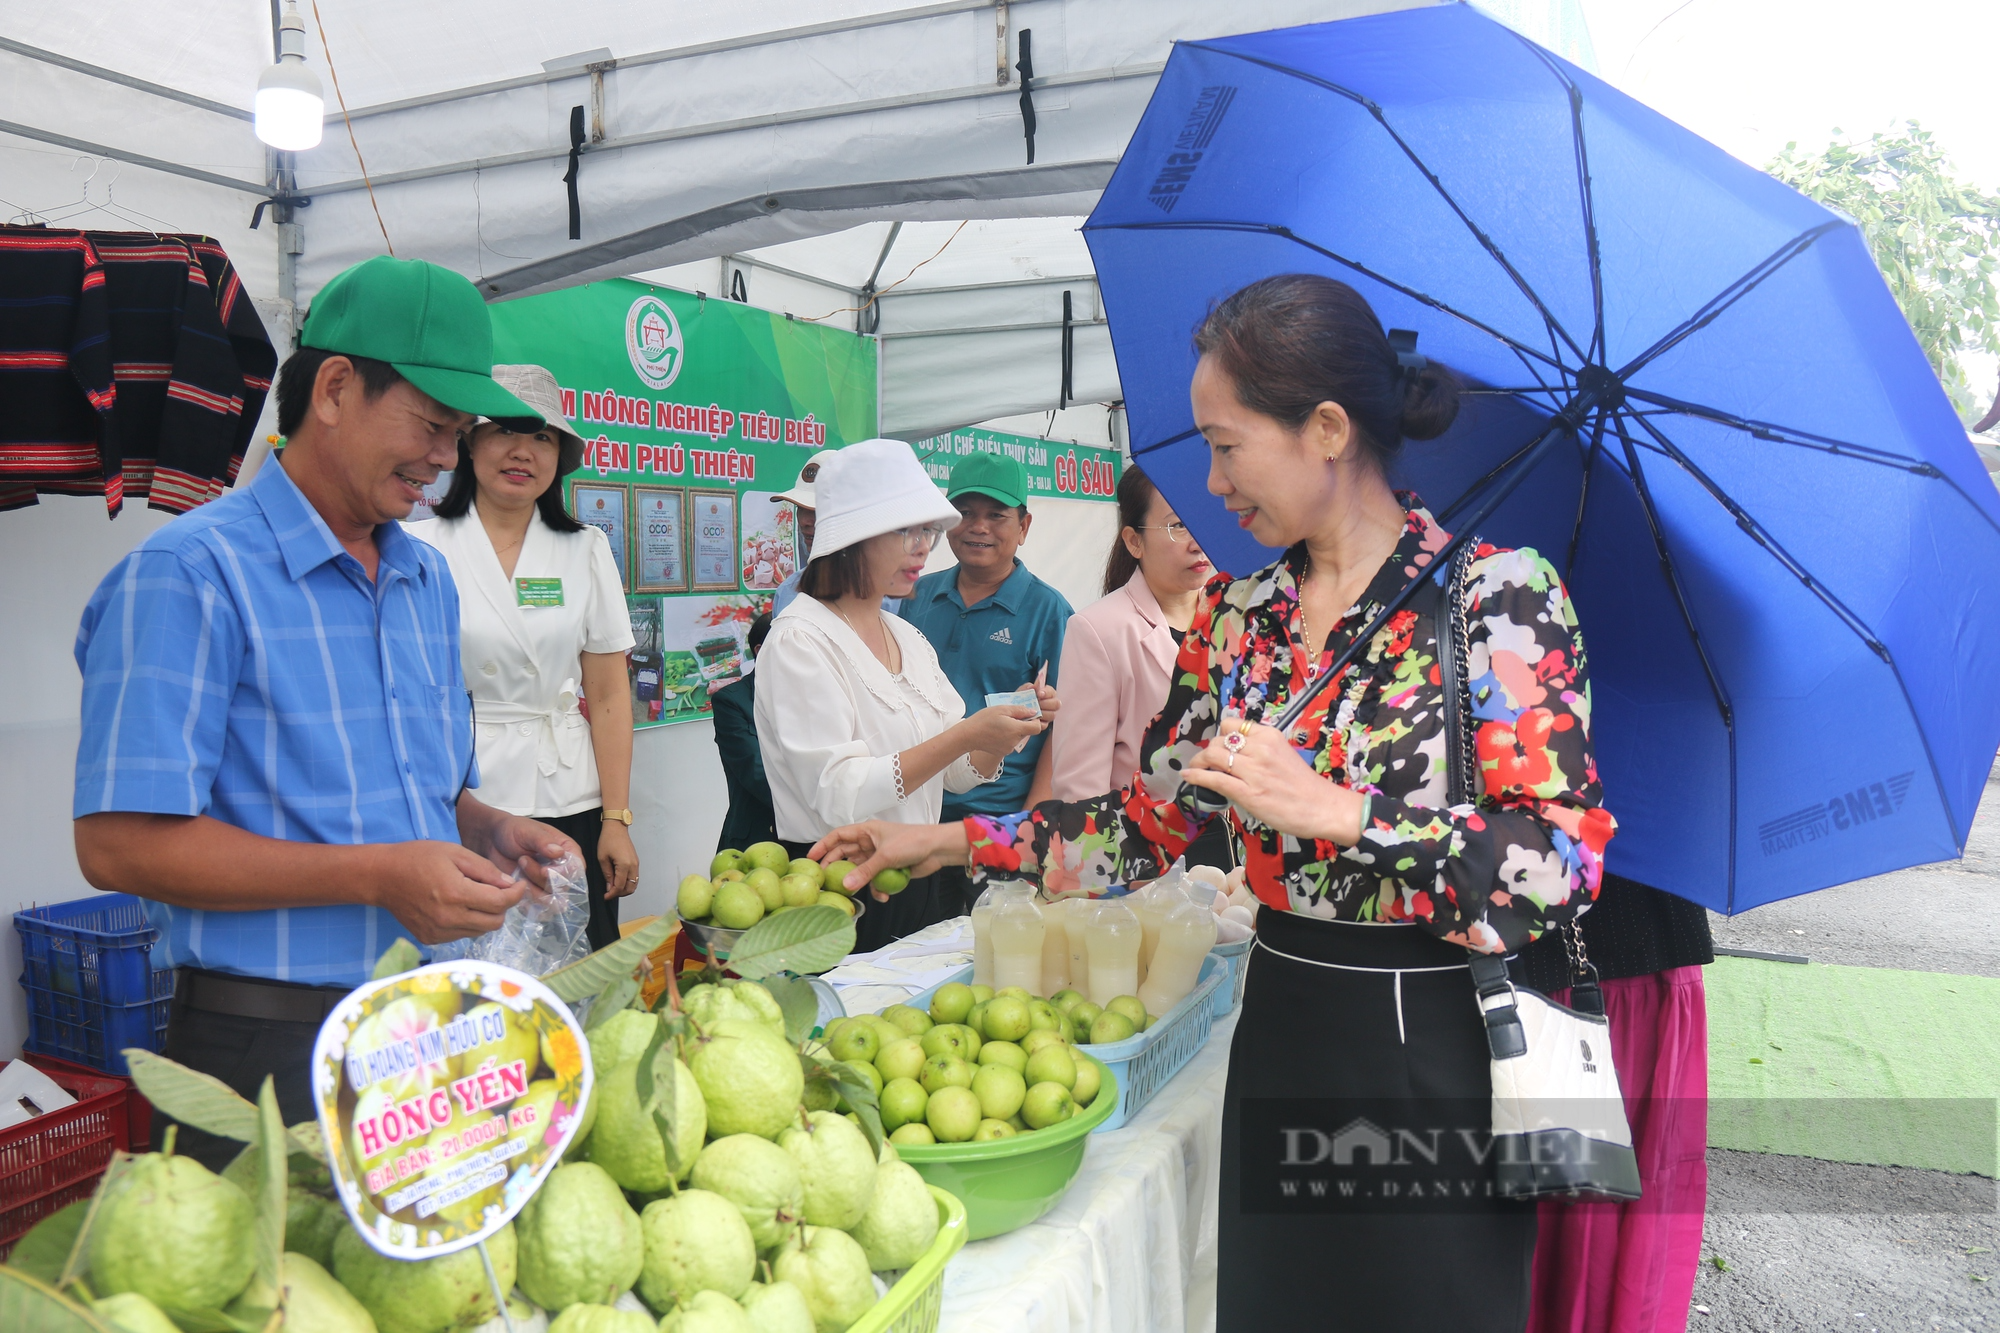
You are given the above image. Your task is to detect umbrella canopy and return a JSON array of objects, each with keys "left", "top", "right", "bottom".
[{"left": 1082, "top": 3, "right": 2000, "bottom": 914}]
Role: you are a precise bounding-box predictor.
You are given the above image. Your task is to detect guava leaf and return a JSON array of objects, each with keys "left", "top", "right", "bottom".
[
  {"left": 4, "top": 1199, "right": 88, "bottom": 1285},
  {"left": 59, "top": 1150, "right": 136, "bottom": 1294},
  {"left": 120, "top": 1053, "right": 322, "bottom": 1160},
  {"left": 827, "top": 1068, "right": 885, "bottom": 1159},
  {"left": 725, "top": 906, "right": 855, "bottom": 980},
  {"left": 762, "top": 976, "right": 822, "bottom": 1046},
  {"left": 0, "top": 1267, "right": 117, "bottom": 1333},
  {"left": 371, "top": 938, "right": 423, "bottom": 980},
  {"left": 544, "top": 915, "right": 677, "bottom": 1003},
  {"left": 635, "top": 1019, "right": 680, "bottom": 1180},
  {"left": 237, "top": 1078, "right": 287, "bottom": 1321},
  {"left": 585, "top": 975, "right": 641, "bottom": 1031}
]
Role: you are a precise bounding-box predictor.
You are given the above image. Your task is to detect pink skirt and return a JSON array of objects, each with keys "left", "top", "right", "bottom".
[{"left": 1528, "top": 966, "right": 1709, "bottom": 1333}]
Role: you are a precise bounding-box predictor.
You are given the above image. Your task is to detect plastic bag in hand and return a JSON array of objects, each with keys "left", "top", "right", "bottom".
[{"left": 431, "top": 851, "right": 592, "bottom": 976}]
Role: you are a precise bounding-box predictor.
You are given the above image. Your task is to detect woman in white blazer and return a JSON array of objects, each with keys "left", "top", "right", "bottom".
[
  {"left": 755, "top": 438, "right": 1055, "bottom": 949},
  {"left": 1046, "top": 466, "right": 1231, "bottom": 866},
  {"left": 409, "top": 364, "right": 637, "bottom": 950}
]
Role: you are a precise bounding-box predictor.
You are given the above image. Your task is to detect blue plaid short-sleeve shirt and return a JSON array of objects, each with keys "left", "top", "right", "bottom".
[{"left": 73, "top": 458, "right": 476, "bottom": 985}]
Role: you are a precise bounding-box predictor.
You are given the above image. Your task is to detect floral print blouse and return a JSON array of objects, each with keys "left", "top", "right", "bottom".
[{"left": 964, "top": 499, "right": 1616, "bottom": 955}]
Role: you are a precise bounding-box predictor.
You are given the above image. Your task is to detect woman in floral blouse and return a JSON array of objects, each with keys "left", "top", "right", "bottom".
[{"left": 815, "top": 274, "right": 1614, "bottom": 1331}]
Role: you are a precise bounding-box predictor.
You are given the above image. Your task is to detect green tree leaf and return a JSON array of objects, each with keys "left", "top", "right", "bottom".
[
  {"left": 762, "top": 976, "right": 823, "bottom": 1046},
  {"left": 1769, "top": 122, "right": 2000, "bottom": 420},
  {"left": 634, "top": 1018, "right": 681, "bottom": 1183},
  {"left": 724, "top": 907, "right": 855, "bottom": 981},
  {"left": 4, "top": 1200, "right": 88, "bottom": 1286},
  {"left": 371, "top": 938, "right": 423, "bottom": 980},
  {"left": 585, "top": 975, "right": 641, "bottom": 1032},
  {"left": 0, "top": 1267, "right": 117, "bottom": 1333},
  {"left": 543, "top": 916, "right": 677, "bottom": 1004},
  {"left": 120, "top": 1054, "right": 321, "bottom": 1161},
  {"left": 59, "top": 1151, "right": 137, "bottom": 1297},
  {"left": 235, "top": 1078, "right": 288, "bottom": 1324}
]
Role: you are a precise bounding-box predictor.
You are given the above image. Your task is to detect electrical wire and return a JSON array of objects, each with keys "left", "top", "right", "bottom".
[
  {"left": 797, "top": 220, "right": 969, "bottom": 323},
  {"left": 309, "top": 0, "right": 393, "bottom": 256}
]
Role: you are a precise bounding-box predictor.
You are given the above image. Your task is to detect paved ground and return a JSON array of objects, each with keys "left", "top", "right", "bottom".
[{"left": 1687, "top": 764, "right": 2000, "bottom": 1329}]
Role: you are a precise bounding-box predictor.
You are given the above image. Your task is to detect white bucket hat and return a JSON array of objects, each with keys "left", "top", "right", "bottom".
[
  {"left": 807, "top": 438, "right": 960, "bottom": 561},
  {"left": 478, "top": 363, "right": 586, "bottom": 475}
]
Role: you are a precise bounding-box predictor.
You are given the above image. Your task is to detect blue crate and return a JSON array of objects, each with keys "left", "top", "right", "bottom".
[
  {"left": 15, "top": 894, "right": 174, "bottom": 1076},
  {"left": 16, "top": 894, "right": 159, "bottom": 1006}
]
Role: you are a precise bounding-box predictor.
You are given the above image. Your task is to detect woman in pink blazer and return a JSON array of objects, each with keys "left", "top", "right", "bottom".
[{"left": 1047, "top": 468, "right": 1230, "bottom": 865}]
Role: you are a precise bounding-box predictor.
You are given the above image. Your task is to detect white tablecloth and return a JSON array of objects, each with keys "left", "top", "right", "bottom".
[{"left": 937, "top": 1010, "right": 1238, "bottom": 1333}]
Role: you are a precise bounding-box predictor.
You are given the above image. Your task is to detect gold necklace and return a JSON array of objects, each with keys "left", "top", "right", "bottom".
[
  {"left": 1297, "top": 559, "right": 1317, "bottom": 678},
  {"left": 835, "top": 601, "right": 890, "bottom": 664}
]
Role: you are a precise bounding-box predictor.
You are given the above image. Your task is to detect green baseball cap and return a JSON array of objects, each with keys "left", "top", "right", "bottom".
[
  {"left": 300, "top": 256, "right": 540, "bottom": 422},
  {"left": 947, "top": 451, "right": 1028, "bottom": 508}
]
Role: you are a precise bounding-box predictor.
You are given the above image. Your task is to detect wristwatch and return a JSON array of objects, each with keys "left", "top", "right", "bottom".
[{"left": 602, "top": 808, "right": 634, "bottom": 825}]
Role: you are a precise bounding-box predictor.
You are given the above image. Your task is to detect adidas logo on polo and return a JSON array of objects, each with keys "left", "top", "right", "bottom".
[{"left": 989, "top": 627, "right": 1013, "bottom": 644}]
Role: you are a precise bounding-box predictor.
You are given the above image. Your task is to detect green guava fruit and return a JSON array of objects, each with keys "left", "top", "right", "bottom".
[
  {"left": 91, "top": 1293, "right": 181, "bottom": 1333},
  {"left": 547, "top": 1304, "right": 656, "bottom": 1333},
  {"left": 847, "top": 1162, "right": 939, "bottom": 1272},
  {"left": 637, "top": 1189, "right": 756, "bottom": 1309},
  {"left": 680, "top": 983, "right": 759, "bottom": 1032},
  {"left": 516, "top": 1162, "right": 644, "bottom": 1309},
  {"left": 659, "top": 1289, "right": 756, "bottom": 1333},
  {"left": 723, "top": 981, "right": 787, "bottom": 1038},
  {"left": 286, "top": 1186, "right": 349, "bottom": 1270},
  {"left": 590, "top": 1009, "right": 663, "bottom": 1076},
  {"left": 690, "top": 1134, "right": 805, "bottom": 1250},
  {"left": 687, "top": 1020, "right": 805, "bottom": 1140},
  {"left": 743, "top": 842, "right": 792, "bottom": 874},
  {"left": 273, "top": 1251, "right": 379, "bottom": 1333},
  {"left": 770, "top": 1227, "right": 876, "bottom": 1333},
  {"left": 331, "top": 1219, "right": 516, "bottom": 1333},
  {"left": 88, "top": 1152, "right": 256, "bottom": 1314},
  {"left": 776, "top": 1111, "right": 876, "bottom": 1231},
  {"left": 739, "top": 1280, "right": 816, "bottom": 1333},
  {"left": 586, "top": 1053, "right": 706, "bottom": 1191}
]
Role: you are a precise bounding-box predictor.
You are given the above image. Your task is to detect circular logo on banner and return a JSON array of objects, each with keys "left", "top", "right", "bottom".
[
  {"left": 312, "top": 961, "right": 591, "bottom": 1257},
  {"left": 626, "top": 295, "right": 685, "bottom": 389}
]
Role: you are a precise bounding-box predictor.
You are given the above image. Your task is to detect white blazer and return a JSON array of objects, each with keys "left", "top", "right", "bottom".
[
  {"left": 406, "top": 506, "right": 635, "bottom": 817},
  {"left": 754, "top": 593, "right": 992, "bottom": 841}
]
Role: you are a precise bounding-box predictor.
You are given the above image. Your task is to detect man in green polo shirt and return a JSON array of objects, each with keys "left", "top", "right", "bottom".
[{"left": 902, "top": 452, "right": 1073, "bottom": 918}]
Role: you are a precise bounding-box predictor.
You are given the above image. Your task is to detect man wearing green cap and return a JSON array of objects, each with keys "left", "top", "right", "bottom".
[
  {"left": 72, "top": 256, "right": 582, "bottom": 1164},
  {"left": 902, "top": 451, "right": 1073, "bottom": 918}
]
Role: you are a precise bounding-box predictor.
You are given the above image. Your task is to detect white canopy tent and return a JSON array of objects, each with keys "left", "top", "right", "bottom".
[{"left": 0, "top": 0, "right": 1592, "bottom": 1057}]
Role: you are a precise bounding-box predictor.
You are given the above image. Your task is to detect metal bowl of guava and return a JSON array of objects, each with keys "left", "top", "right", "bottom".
[{"left": 678, "top": 894, "right": 864, "bottom": 962}]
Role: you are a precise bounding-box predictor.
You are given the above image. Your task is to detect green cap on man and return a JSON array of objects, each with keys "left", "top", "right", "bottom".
[
  {"left": 300, "top": 256, "right": 540, "bottom": 422},
  {"left": 946, "top": 451, "right": 1029, "bottom": 508}
]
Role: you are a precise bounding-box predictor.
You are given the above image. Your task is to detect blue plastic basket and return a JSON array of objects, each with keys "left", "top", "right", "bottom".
[
  {"left": 1209, "top": 936, "right": 1254, "bottom": 1018},
  {"left": 905, "top": 954, "right": 1225, "bottom": 1134},
  {"left": 15, "top": 894, "right": 174, "bottom": 1076}
]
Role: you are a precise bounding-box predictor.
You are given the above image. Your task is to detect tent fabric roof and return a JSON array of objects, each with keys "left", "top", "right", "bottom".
[{"left": 0, "top": 0, "right": 1596, "bottom": 435}]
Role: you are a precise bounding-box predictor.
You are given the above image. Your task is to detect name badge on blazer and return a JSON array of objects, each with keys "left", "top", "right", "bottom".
[{"left": 516, "top": 577, "right": 565, "bottom": 607}]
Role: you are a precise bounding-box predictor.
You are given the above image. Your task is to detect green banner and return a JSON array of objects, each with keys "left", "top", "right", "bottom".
[
  {"left": 482, "top": 279, "right": 878, "bottom": 727},
  {"left": 909, "top": 426, "right": 1122, "bottom": 502}
]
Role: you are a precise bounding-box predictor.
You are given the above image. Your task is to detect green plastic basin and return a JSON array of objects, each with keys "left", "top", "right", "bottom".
[{"left": 891, "top": 1057, "right": 1119, "bottom": 1240}]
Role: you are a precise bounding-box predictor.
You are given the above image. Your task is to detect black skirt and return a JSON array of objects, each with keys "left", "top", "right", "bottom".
[{"left": 1218, "top": 907, "right": 1536, "bottom": 1333}]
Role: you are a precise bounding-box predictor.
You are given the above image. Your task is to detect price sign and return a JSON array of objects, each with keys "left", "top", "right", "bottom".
[{"left": 312, "top": 962, "right": 591, "bottom": 1257}]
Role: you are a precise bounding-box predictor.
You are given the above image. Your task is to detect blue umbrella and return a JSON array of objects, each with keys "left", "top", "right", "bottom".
[{"left": 1082, "top": 3, "right": 2000, "bottom": 913}]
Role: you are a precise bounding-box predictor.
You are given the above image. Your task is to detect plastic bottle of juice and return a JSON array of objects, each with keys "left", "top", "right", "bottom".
[
  {"left": 990, "top": 892, "right": 1047, "bottom": 993},
  {"left": 1086, "top": 899, "right": 1143, "bottom": 1006},
  {"left": 1067, "top": 898, "right": 1095, "bottom": 983},
  {"left": 1132, "top": 861, "right": 1194, "bottom": 983},
  {"left": 1039, "top": 896, "right": 1072, "bottom": 996},
  {"left": 1137, "top": 897, "right": 1219, "bottom": 1017},
  {"left": 970, "top": 883, "right": 1027, "bottom": 987}
]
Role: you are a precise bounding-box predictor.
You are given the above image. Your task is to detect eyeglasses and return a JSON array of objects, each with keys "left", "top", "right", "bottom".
[
  {"left": 894, "top": 524, "right": 948, "bottom": 552},
  {"left": 1135, "top": 523, "right": 1192, "bottom": 543}
]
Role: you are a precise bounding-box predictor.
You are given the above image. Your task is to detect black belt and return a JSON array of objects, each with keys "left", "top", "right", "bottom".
[{"left": 179, "top": 968, "right": 351, "bottom": 1025}]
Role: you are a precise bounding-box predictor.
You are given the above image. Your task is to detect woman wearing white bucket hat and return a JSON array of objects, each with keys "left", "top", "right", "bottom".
[
  {"left": 755, "top": 438, "right": 1058, "bottom": 948},
  {"left": 408, "top": 363, "right": 638, "bottom": 952}
]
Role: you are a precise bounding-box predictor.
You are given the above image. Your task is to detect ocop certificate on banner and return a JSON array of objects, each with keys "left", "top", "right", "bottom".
[
  {"left": 691, "top": 490, "right": 739, "bottom": 591},
  {"left": 570, "top": 482, "right": 630, "bottom": 588},
  {"left": 634, "top": 486, "right": 687, "bottom": 592}
]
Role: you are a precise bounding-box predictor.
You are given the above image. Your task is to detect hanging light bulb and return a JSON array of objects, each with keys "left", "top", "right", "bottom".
[{"left": 255, "top": 0, "right": 324, "bottom": 151}]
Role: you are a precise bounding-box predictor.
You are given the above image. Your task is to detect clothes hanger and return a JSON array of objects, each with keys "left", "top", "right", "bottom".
[{"left": 35, "top": 157, "right": 177, "bottom": 235}]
